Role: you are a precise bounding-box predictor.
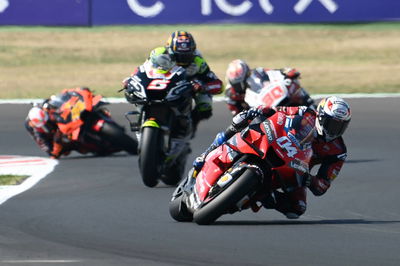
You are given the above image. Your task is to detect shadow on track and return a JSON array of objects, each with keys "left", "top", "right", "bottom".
[
  {"left": 59, "top": 153, "right": 133, "bottom": 160},
  {"left": 346, "top": 159, "right": 381, "bottom": 163},
  {"left": 213, "top": 219, "right": 400, "bottom": 226}
]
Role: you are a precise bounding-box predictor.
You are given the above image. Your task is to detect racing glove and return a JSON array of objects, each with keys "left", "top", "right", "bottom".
[
  {"left": 192, "top": 132, "right": 227, "bottom": 172},
  {"left": 309, "top": 175, "right": 331, "bottom": 196},
  {"left": 231, "top": 106, "right": 276, "bottom": 132},
  {"left": 191, "top": 79, "right": 204, "bottom": 93},
  {"left": 281, "top": 67, "right": 301, "bottom": 79},
  {"left": 192, "top": 155, "right": 206, "bottom": 172}
]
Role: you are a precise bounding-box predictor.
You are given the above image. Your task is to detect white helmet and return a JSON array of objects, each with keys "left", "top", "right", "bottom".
[
  {"left": 28, "top": 106, "right": 49, "bottom": 128},
  {"left": 225, "top": 59, "right": 250, "bottom": 93},
  {"left": 316, "top": 96, "right": 351, "bottom": 141}
]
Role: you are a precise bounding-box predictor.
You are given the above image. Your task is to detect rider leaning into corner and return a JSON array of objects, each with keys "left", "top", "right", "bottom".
[
  {"left": 224, "top": 59, "right": 315, "bottom": 115},
  {"left": 25, "top": 102, "right": 64, "bottom": 159},
  {"left": 25, "top": 87, "right": 93, "bottom": 159},
  {"left": 190, "top": 96, "right": 351, "bottom": 219},
  {"left": 123, "top": 31, "right": 223, "bottom": 137},
  {"left": 26, "top": 87, "right": 137, "bottom": 159}
]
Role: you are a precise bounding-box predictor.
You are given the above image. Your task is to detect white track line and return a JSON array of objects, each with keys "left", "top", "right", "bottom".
[{"left": 0, "top": 155, "right": 58, "bottom": 205}]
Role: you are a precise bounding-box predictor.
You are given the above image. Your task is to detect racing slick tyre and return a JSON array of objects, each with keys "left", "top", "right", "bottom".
[
  {"left": 169, "top": 194, "right": 193, "bottom": 222},
  {"left": 193, "top": 168, "right": 259, "bottom": 225},
  {"left": 139, "top": 127, "right": 162, "bottom": 187},
  {"left": 100, "top": 122, "right": 138, "bottom": 155}
]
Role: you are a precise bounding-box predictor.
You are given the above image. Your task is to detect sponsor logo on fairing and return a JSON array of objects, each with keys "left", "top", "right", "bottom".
[
  {"left": 277, "top": 113, "right": 285, "bottom": 126},
  {"left": 289, "top": 159, "right": 308, "bottom": 174},
  {"left": 262, "top": 120, "right": 276, "bottom": 143}
]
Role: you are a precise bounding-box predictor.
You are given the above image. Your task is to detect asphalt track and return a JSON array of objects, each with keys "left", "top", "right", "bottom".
[{"left": 0, "top": 98, "right": 399, "bottom": 266}]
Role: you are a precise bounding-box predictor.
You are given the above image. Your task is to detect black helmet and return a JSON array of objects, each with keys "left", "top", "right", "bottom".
[{"left": 166, "top": 31, "right": 196, "bottom": 66}]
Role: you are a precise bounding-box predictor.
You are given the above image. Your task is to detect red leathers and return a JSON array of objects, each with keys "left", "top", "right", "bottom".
[
  {"left": 195, "top": 104, "right": 348, "bottom": 219},
  {"left": 265, "top": 106, "right": 347, "bottom": 217}
]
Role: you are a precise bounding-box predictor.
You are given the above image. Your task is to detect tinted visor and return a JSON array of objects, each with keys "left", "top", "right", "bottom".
[{"left": 322, "top": 116, "right": 350, "bottom": 139}]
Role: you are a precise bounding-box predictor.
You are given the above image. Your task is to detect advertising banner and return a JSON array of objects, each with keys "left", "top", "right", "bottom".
[
  {"left": 91, "top": 0, "right": 400, "bottom": 25},
  {"left": 0, "top": 0, "right": 399, "bottom": 26},
  {"left": 0, "top": 0, "right": 89, "bottom": 26}
]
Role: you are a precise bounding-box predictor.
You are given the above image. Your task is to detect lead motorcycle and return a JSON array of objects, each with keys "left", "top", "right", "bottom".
[
  {"left": 123, "top": 62, "right": 194, "bottom": 187},
  {"left": 47, "top": 88, "right": 137, "bottom": 157},
  {"left": 169, "top": 111, "right": 313, "bottom": 225}
]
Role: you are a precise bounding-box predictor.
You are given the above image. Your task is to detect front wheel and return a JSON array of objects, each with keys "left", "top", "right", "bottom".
[
  {"left": 193, "top": 168, "right": 259, "bottom": 225},
  {"left": 169, "top": 194, "right": 193, "bottom": 222},
  {"left": 139, "top": 127, "right": 163, "bottom": 187}
]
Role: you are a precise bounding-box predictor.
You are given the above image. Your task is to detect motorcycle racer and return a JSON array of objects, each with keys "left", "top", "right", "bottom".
[
  {"left": 25, "top": 103, "right": 66, "bottom": 158},
  {"left": 225, "top": 59, "right": 315, "bottom": 115},
  {"left": 191, "top": 96, "right": 351, "bottom": 219},
  {"left": 27, "top": 87, "right": 137, "bottom": 159},
  {"left": 123, "top": 31, "right": 223, "bottom": 137}
]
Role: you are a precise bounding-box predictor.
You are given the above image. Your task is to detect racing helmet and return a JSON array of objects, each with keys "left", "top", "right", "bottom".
[
  {"left": 28, "top": 106, "right": 49, "bottom": 128},
  {"left": 166, "top": 31, "right": 196, "bottom": 66},
  {"left": 316, "top": 96, "right": 351, "bottom": 141},
  {"left": 225, "top": 59, "right": 250, "bottom": 93},
  {"left": 149, "top": 47, "right": 175, "bottom": 74}
]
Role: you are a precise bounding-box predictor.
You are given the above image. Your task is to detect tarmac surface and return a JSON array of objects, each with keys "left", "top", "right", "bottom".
[{"left": 0, "top": 98, "right": 399, "bottom": 266}]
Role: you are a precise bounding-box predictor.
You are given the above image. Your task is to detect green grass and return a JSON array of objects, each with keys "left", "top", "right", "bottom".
[
  {"left": 0, "top": 175, "right": 29, "bottom": 185},
  {"left": 1, "top": 23, "right": 399, "bottom": 98}
]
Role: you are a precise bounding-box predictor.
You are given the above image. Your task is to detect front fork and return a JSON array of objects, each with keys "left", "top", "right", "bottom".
[{"left": 125, "top": 110, "right": 170, "bottom": 153}]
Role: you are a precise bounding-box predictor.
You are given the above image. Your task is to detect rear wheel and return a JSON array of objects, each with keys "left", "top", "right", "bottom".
[
  {"left": 139, "top": 127, "right": 162, "bottom": 187},
  {"left": 193, "top": 168, "right": 259, "bottom": 225}
]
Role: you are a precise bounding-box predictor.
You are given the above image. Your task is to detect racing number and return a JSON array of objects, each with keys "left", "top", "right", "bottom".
[
  {"left": 262, "top": 85, "right": 285, "bottom": 106},
  {"left": 276, "top": 136, "right": 297, "bottom": 158},
  {"left": 147, "top": 79, "right": 171, "bottom": 90}
]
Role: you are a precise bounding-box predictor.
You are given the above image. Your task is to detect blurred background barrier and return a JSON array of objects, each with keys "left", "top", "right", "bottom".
[
  {"left": 0, "top": 0, "right": 399, "bottom": 26},
  {"left": 0, "top": 0, "right": 89, "bottom": 26}
]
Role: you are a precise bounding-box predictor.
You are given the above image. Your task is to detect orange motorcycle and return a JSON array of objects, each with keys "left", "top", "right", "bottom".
[{"left": 47, "top": 87, "right": 137, "bottom": 156}]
